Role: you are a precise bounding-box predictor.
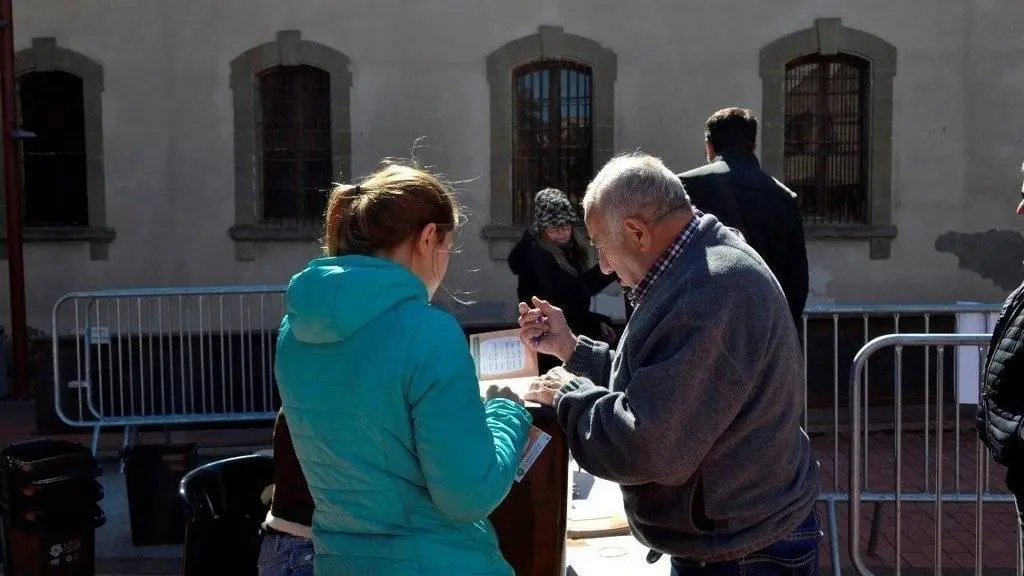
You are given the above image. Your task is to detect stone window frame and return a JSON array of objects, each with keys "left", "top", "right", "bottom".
[
  {"left": 760, "top": 18, "right": 898, "bottom": 259},
  {"left": 2, "top": 37, "right": 114, "bottom": 261},
  {"left": 482, "top": 26, "right": 617, "bottom": 260},
  {"left": 228, "top": 30, "right": 352, "bottom": 261}
]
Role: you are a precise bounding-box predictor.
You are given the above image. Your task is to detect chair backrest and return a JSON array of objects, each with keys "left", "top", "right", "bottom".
[
  {"left": 179, "top": 454, "right": 274, "bottom": 521},
  {"left": 178, "top": 454, "right": 274, "bottom": 576}
]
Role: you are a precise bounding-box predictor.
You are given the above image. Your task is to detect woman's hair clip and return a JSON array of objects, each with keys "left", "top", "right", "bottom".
[{"left": 350, "top": 184, "right": 362, "bottom": 195}]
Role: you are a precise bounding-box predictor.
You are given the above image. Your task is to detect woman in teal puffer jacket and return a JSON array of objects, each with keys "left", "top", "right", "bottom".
[{"left": 274, "top": 161, "right": 533, "bottom": 575}]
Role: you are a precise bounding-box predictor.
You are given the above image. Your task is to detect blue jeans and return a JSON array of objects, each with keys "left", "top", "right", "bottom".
[
  {"left": 258, "top": 533, "right": 314, "bottom": 576},
  {"left": 670, "top": 511, "right": 822, "bottom": 576}
]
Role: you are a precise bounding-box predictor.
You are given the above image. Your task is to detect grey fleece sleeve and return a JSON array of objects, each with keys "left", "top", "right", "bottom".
[
  {"left": 554, "top": 322, "right": 756, "bottom": 486},
  {"left": 563, "top": 335, "right": 614, "bottom": 388}
]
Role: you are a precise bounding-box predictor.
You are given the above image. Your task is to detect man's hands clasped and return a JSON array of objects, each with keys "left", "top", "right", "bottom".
[{"left": 524, "top": 367, "right": 576, "bottom": 407}]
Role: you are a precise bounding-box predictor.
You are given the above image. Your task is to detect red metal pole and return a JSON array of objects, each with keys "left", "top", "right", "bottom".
[{"left": 0, "top": 0, "right": 29, "bottom": 399}]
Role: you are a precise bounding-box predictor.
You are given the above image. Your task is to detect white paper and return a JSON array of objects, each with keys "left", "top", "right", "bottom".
[
  {"left": 955, "top": 305, "right": 999, "bottom": 405},
  {"left": 88, "top": 326, "right": 110, "bottom": 345},
  {"left": 478, "top": 337, "right": 527, "bottom": 376}
]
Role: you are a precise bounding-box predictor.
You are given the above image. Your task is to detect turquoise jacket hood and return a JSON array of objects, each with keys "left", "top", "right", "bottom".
[{"left": 285, "top": 255, "right": 428, "bottom": 345}]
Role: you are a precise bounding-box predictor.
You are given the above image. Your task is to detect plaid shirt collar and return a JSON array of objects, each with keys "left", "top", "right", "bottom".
[{"left": 626, "top": 211, "right": 702, "bottom": 309}]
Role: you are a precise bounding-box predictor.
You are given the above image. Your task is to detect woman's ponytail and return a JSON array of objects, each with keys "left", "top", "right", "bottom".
[
  {"left": 322, "top": 184, "right": 363, "bottom": 256},
  {"left": 319, "top": 160, "right": 460, "bottom": 258}
]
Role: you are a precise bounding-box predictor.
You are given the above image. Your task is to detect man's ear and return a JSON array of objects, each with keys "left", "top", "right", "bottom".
[{"left": 622, "top": 217, "right": 650, "bottom": 252}]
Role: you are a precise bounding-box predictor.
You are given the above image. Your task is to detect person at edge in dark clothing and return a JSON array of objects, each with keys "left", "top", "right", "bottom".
[
  {"left": 258, "top": 411, "right": 314, "bottom": 576},
  {"left": 508, "top": 187, "right": 617, "bottom": 371},
  {"left": 678, "top": 107, "right": 809, "bottom": 329},
  {"left": 977, "top": 161, "right": 1024, "bottom": 565}
]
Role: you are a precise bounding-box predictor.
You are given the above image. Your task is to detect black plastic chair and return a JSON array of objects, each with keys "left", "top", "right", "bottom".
[{"left": 178, "top": 454, "right": 274, "bottom": 576}]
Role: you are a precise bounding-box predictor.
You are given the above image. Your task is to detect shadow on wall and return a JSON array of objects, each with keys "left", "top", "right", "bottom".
[{"left": 934, "top": 229, "right": 1024, "bottom": 290}]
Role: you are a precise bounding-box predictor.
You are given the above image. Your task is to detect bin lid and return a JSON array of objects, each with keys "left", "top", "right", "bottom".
[{"left": 2, "top": 438, "right": 96, "bottom": 477}]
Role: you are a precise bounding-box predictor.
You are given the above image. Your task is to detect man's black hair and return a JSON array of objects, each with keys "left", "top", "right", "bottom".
[{"left": 705, "top": 107, "right": 758, "bottom": 154}]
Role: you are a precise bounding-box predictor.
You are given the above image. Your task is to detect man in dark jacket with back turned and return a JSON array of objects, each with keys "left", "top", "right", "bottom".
[
  {"left": 679, "top": 108, "right": 809, "bottom": 328},
  {"left": 977, "top": 162, "right": 1024, "bottom": 557}
]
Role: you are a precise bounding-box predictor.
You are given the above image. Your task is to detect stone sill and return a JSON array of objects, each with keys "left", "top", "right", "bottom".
[
  {"left": 805, "top": 224, "right": 897, "bottom": 260},
  {"left": 804, "top": 224, "right": 897, "bottom": 240},
  {"left": 482, "top": 224, "right": 527, "bottom": 241},
  {"left": 0, "top": 226, "right": 116, "bottom": 243},
  {"left": 482, "top": 224, "right": 526, "bottom": 260},
  {"left": 0, "top": 226, "right": 115, "bottom": 260},
  {"left": 229, "top": 224, "right": 321, "bottom": 242},
  {"left": 485, "top": 223, "right": 897, "bottom": 259},
  {"left": 482, "top": 224, "right": 607, "bottom": 265},
  {"left": 230, "top": 224, "right": 321, "bottom": 261},
  {"left": 487, "top": 223, "right": 898, "bottom": 242}
]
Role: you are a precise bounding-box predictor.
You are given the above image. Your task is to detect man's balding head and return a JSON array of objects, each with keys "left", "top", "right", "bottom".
[{"left": 582, "top": 153, "right": 694, "bottom": 286}]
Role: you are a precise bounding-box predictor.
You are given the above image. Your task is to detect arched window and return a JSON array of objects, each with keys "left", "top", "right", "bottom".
[
  {"left": 19, "top": 70, "right": 89, "bottom": 227},
  {"left": 10, "top": 37, "right": 111, "bottom": 260},
  {"left": 783, "top": 54, "right": 869, "bottom": 224},
  {"left": 483, "top": 26, "right": 617, "bottom": 257},
  {"left": 228, "top": 31, "right": 352, "bottom": 260},
  {"left": 512, "top": 61, "right": 593, "bottom": 224},
  {"left": 760, "top": 19, "right": 897, "bottom": 258},
  {"left": 258, "top": 65, "right": 332, "bottom": 225}
]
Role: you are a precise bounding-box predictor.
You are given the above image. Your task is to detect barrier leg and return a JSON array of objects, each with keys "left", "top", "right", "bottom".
[
  {"left": 90, "top": 424, "right": 100, "bottom": 456},
  {"left": 119, "top": 425, "right": 137, "bottom": 474},
  {"left": 827, "top": 498, "right": 841, "bottom": 576},
  {"left": 866, "top": 501, "right": 884, "bottom": 556}
]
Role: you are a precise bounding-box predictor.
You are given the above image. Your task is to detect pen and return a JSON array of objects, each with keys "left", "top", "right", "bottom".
[{"left": 531, "top": 315, "right": 547, "bottom": 345}]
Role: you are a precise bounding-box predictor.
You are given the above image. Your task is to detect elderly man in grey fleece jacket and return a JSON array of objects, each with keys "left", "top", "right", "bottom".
[{"left": 521, "top": 153, "right": 821, "bottom": 575}]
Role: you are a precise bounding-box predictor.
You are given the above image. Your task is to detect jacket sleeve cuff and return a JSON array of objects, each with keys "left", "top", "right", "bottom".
[
  {"left": 556, "top": 376, "right": 595, "bottom": 401},
  {"left": 565, "top": 335, "right": 609, "bottom": 377},
  {"left": 554, "top": 377, "right": 606, "bottom": 434},
  {"left": 484, "top": 397, "right": 533, "bottom": 428}
]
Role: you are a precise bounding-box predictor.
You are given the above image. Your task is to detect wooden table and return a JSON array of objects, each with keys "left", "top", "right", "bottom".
[{"left": 488, "top": 405, "right": 569, "bottom": 576}]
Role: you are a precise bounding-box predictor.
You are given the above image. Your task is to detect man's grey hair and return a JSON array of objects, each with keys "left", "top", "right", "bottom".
[{"left": 581, "top": 152, "right": 691, "bottom": 236}]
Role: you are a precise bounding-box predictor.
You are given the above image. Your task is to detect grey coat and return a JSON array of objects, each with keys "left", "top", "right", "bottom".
[{"left": 556, "top": 214, "right": 819, "bottom": 562}]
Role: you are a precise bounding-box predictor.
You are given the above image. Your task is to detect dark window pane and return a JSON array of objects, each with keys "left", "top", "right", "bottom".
[
  {"left": 783, "top": 54, "right": 869, "bottom": 225},
  {"left": 259, "top": 65, "right": 332, "bottom": 226},
  {"left": 19, "top": 71, "right": 89, "bottom": 227},
  {"left": 512, "top": 61, "right": 593, "bottom": 225}
]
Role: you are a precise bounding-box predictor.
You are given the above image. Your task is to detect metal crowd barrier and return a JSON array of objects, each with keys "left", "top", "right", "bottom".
[
  {"left": 848, "top": 333, "right": 1021, "bottom": 576},
  {"left": 51, "top": 288, "right": 1019, "bottom": 571},
  {"left": 801, "top": 303, "right": 1003, "bottom": 575},
  {"left": 50, "top": 285, "right": 287, "bottom": 454}
]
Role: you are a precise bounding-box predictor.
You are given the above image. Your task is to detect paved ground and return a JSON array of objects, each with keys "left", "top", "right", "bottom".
[
  {"left": 0, "top": 399, "right": 1020, "bottom": 575},
  {"left": 811, "top": 423, "right": 1020, "bottom": 573}
]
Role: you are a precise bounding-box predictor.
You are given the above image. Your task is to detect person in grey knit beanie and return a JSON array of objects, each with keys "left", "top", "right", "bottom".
[
  {"left": 533, "top": 188, "right": 579, "bottom": 233},
  {"left": 508, "top": 188, "right": 617, "bottom": 372}
]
